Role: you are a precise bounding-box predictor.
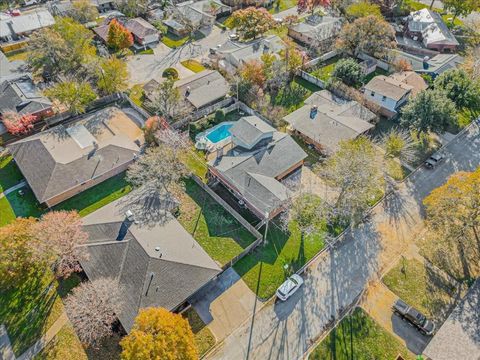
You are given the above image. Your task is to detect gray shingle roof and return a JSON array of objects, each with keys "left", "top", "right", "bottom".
[
  {"left": 0, "top": 9, "right": 55, "bottom": 37},
  {"left": 8, "top": 107, "right": 144, "bottom": 204},
  {"left": 125, "top": 18, "right": 158, "bottom": 39},
  {"left": 289, "top": 15, "right": 341, "bottom": 40},
  {"left": 228, "top": 116, "right": 275, "bottom": 149},
  {"left": 423, "top": 279, "right": 480, "bottom": 360},
  {"left": 0, "top": 76, "right": 51, "bottom": 115},
  {"left": 175, "top": 70, "right": 229, "bottom": 109},
  {"left": 364, "top": 75, "right": 413, "bottom": 101},
  {"left": 80, "top": 193, "right": 221, "bottom": 332},
  {"left": 283, "top": 90, "right": 375, "bottom": 154},
  {"left": 211, "top": 118, "right": 307, "bottom": 215},
  {"left": 391, "top": 49, "right": 463, "bottom": 75}
]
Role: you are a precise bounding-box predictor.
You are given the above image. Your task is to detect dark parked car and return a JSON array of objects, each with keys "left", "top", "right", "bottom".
[
  {"left": 424, "top": 153, "right": 445, "bottom": 169},
  {"left": 393, "top": 299, "right": 435, "bottom": 336}
]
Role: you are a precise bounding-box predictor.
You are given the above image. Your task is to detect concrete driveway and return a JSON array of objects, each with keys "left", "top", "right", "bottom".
[
  {"left": 362, "top": 282, "right": 431, "bottom": 355},
  {"left": 190, "top": 268, "right": 258, "bottom": 342}
]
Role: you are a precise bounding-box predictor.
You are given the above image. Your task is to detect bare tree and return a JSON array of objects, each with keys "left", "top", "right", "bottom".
[
  {"left": 147, "top": 79, "right": 184, "bottom": 122},
  {"left": 376, "top": 128, "right": 417, "bottom": 165},
  {"left": 34, "top": 211, "right": 89, "bottom": 278},
  {"left": 65, "top": 278, "right": 122, "bottom": 347}
]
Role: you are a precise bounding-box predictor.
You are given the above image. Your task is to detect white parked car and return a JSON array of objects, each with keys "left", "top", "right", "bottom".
[{"left": 276, "top": 274, "right": 304, "bottom": 301}]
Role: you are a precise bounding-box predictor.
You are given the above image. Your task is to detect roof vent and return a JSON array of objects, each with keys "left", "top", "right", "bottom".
[
  {"left": 310, "top": 105, "right": 318, "bottom": 119},
  {"left": 155, "top": 246, "right": 160, "bottom": 251},
  {"left": 125, "top": 209, "right": 135, "bottom": 222}
]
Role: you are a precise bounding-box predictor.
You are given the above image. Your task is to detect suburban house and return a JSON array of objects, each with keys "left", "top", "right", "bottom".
[
  {"left": 288, "top": 15, "right": 341, "bottom": 48},
  {"left": 283, "top": 90, "right": 375, "bottom": 155},
  {"left": 423, "top": 279, "right": 480, "bottom": 360},
  {"left": 164, "top": 0, "right": 231, "bottom": 36},
  {"left": 93, "top": 17, "right": 159, "bottom": 48},
  {"left": 80, "top": 192, "right": 221, "bottom": 333},
  {"left": 0, "top": 75, "right": 53, "bottom": 118},
  {"left": 144, "top": 70, "right": 229, "bottom": 112},
  {"left": 391, "top": 49, "right": 463, "bottom": 78},
  {"left": 124, "top": 18, "right": 159, "bottom": 47},
  {"left": 0, "top": 9, "right": 55, "bottom": 44},
  {"left": 214, "top": 35, "right": 285, "bottom": 72},
  {"left": 209, "top": 116, "right": 307, "bottom": 219},
  {"left": 405, "top": 8, "right": 459, "bottom": 53},
  {"left": 388, "top": 71, "right": 428, "bottom": 96},
  {"left": 363, "top": 74, "right": 414, "bottom": 117},
  {"left": 91, "top": 0, "right": 116, "bottom": 12},
  {"left": 8, "top": 106, "right": 144, "bottom": 207}
]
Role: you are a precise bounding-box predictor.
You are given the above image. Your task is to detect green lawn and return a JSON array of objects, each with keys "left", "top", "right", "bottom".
[
  {"left": 181, "top": 59, "right": 206, "bottom": 73},
  {"left": 0, "top": 270, "right": 80, "bottom": 356},
  {"left": 137, "top": 48, "right": 154, "bottom": 55},
  {"left": 218, "top": 16, "right": 234, "bottom": 29},
  {"left": 268, "top": 0, "right": 297, "bottom": 14},
  {"left": 128, "top": 84, "right": 145, "bottom": 108},
  {"left": 54, "top": 173, "right": 132, "bottom": 217},
  {"left": 383, "top": 258, "right": 457, "bottom": 320},
  {"left": 310, "top": 307, "right": 413, "bottom": 360},
  {"left": 363, "top": 67, "right": 390, "bottom": 84},
  {"left": 272, "top": 78, "right": 320, "bottom": 112},
  {"left": 0, "top": 155, "right": 24, "bottom": 192},
  {"left": 177, "top": 178, "right": 257, "bottom": 267},
  {"left": 5, "top": 50, "right": 30, "bottom": 62},
  {"left": 234, "top": 220, "right": 325, "bottom": 299},
  {"left": 181, "top": 149, "right": 208, "bottom": 180},
  {"left": 162, "top": 32, "right": 205, "bottom": 48},
  {"left": 309, "top": 56, "right": 341, "bottom": 82},
  {"left": 292, "top": 135, "right": 324, "bottom": 167},
  {"left": 0, "top": 196, "right": 15, "bottom": 226},
  {"left": 182, "top": 308, "right": 216, "bottom": 357}
]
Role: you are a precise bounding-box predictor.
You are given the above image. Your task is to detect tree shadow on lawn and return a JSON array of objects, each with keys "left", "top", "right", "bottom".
[
  {"left": 0, "top": 268, "right": 59, "bottom": 356},
  {"left": 5, "top": 187, "right": 45, "bottom": 219},
  {"left": 0, "top": 155, "right": 24, "bottom": 192},
  {"left": 183, "top": 178, "right": 256, "bottom": 249}
]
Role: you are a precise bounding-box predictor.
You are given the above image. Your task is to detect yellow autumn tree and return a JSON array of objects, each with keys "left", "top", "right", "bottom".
[
  {"left": 423, "top": 167, "right": 480, "bottom": 279},
  {"left": 120, "top": 307, "right": 198, "bottom": 360}
]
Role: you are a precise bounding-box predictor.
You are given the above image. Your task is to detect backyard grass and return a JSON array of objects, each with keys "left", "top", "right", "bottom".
[
  {"left": 182, "top": 308, "right": 216, "bottom": 357},
  {"left": 176, "top": 178, "right": 257, "bottom": 267},
  {"left": 4, "top": 188, "right": 44, "bottom": 219},
  {"left": 272, "top": 77, "right": 320, "bottom": 112},
  {"left": 181, "top": 148, "right": 208, "bottom": 180},
  {"left": 128, "top": 84, "right": 145, "bottom": 107},
  {"left": 292, "top": 135, "right": 324, "bottom": 166},
  {"left": 54, "top": 173, "right": 132, "bottom": 217},
  {"left": 181, "top": 59, "right": 206, "bottom": 73},
  {"left": 309, "top": 307, "right": 413, "bottom": 360},
  {"left": 0, "top": 270, "right": 80, "bottom": 356},
  {"left": 309, "top": 56, "right": 341, "bottom": 82},
  {"left": 268, "top": 0, "right": 297, "bottom": 14},
  {"left": 0, "top": 155, "right": 24, "bottom": 192},
  {"left": 219, "top": 16, "right": 234, "bottom": 29},
  {"left": 162, "top": 32, "right": 205, "bottom": 48},
  {"left": 234, "top": 220, "right": 325, "bottom": 299},
  {"left": 383, "top": 258, "right": 457, "bottom": 321},
  {"left": 5, "top": 50, "right": 30, "bottom": 62},
  {"left": 0, "top": 196, "right": 16, "bottom": 226}
]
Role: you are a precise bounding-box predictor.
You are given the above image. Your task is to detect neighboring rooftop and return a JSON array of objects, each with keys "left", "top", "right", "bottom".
[
  {"left": 423, "top": 279, "right": 480, "bottom": 360},
  {"left": 8, "top": 106, "right": 144, "bottom": 204},
  {"left": 0, "top": 9, "right": 55, "bottom": 38},
  {"left": 407, "top": 8, "right": 459, "bottom": 47},
  {"left": 0, "top": 75, "right": 51, "bottom": 115},
  {"left": 389, "top": 71, "right": 428, "bottom": 96},
  {"left": 364, "top": 75, "right": 413, "bottom": 101},
  {"left": 217, "top": 35, "right": 285, "bottom": 66},
  {"left": 390, "top": 49, "right": 463, "bottom": 75},
  {"left": 125, "top": 17, "right": 158, "bottom": 39},
  {"left": 289, "top": 15, "right": 341, "bottom": 41},
  {"left": 81, "top": 191, "right": 221, "bottom": 333},
  {"left": 210, "top": 116, "right": 307, "bottom": 215},
  {"left": 175, "top": 70, "right": 229, "bottom": 109},
  {"left": 283, "top": 90, "right": 375, "bottom": 154}
]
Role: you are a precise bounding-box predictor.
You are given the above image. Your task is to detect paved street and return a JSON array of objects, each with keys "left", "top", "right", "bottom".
[
  {"left": 126, "top": 27, "right": 230, "bottom": 85},
  {"left": 205, "top": 125, "right": 480, "bottom": 360}
]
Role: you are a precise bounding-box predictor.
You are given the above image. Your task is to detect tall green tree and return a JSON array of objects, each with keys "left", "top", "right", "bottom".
[
  {"left": 27, "top": 28, "right": 68, "bottom": 77},
  {"left": 443, "top": 0, "right": 480, "bottom": 22},
  {"left": 434, "top": 69, "right": 480, "bottom": 111},
  {"left": 345, "top": 0, "right": 383, "bottom": 19},
  {"left": 46, "top": 80, "right": 96, "bottom": 114},
  {"left": 96, "top": 57, "right": 129, "bottom": 95},
  {"left": 400, "top": 89, "right": 457, "bottom": 134},
  {"left": 332, "top": 58, "right": 364, "bottom": 86},
  {"left": 231, "top": 7, "right": 275, "bottom": 40},
  {"left": 71, "top": 0, "right": 99, "bottom": 23},
  {"left": 335, "top": 15, "right": 396, "bottom": 57}
]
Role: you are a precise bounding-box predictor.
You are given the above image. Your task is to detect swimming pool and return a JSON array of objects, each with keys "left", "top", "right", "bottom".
[{"left": 206, "top": 123, "right": 233, "bottom": 143}]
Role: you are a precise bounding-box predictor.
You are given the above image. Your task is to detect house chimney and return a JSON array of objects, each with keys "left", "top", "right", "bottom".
[
  {"left": 423, "top": 56, "right": 430, "bottom": 69},
  {"left": 310, "top": 105, "right": 318, "bottom": 119}
]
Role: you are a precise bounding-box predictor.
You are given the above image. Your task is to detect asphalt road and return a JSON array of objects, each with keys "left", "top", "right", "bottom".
[{"left": 206, "top": 124, "right": 480, "bottom": 360}]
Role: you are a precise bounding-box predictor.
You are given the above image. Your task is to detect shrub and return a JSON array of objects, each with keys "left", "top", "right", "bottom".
[
  {"left": 162, "top": 67, "right": 179, "bottom": 80},
  {"left": 214, "top": 109, "right": 225, "bottom": 121},
  {"left": 332, "top": 58, "right": 364, "bottom": 87}
]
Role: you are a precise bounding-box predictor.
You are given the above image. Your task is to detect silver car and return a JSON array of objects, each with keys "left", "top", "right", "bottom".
[{"left": 276, "top": 274, "right": 304, "bottom": 301}]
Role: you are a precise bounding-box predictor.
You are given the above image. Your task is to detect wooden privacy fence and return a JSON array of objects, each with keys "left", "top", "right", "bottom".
[{"left": 190, "top": 175, "right": 263, "bottom": 270}]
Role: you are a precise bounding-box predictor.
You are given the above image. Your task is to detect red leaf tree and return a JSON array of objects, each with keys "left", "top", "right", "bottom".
[
  {"left": 297, "top": 0, "right": 330, "bottom": 15},
  {"left": 106, "top": 19, "right": 133, "bottom": 51},
  {"left": 1, "top": 111, "right": 37, "bottom": 136}
]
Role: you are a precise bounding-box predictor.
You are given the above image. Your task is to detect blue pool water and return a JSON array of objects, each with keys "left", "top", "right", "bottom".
[{"left": 206, "top": 124, "right": 233, "bottom": 143}]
